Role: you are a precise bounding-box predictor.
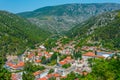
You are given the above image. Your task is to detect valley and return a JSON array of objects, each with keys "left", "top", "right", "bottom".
[
  {"left": 18, "top": 3, "right": 120, "bottom": 34},
  {"left": 0, "top": 3, "right": 120, "bottom": 80}
]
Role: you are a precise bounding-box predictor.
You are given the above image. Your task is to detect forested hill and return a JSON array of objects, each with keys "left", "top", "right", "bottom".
[
  {"left": 17, "top": 3, "right": 120, "bottom": 34},
  {"left": 67, "top": 10, "right": 120, "bottom": 50},
  {"left": 0, "top": 11, "right": 51, "bottom": 55}
]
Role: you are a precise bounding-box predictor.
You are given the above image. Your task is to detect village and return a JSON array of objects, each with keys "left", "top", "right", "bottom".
[{"left": 4, "top": 39, "right": 118, "bottom": 80}]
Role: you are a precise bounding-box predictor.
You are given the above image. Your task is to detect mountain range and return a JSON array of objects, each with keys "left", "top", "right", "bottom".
[{"left": 17, "top": 3, "right": 120, "bottom": 34}]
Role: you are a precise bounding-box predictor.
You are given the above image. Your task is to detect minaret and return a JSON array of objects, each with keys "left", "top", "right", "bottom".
[{"left": 57, "top": 55, "right": 60, "bottom": 64}]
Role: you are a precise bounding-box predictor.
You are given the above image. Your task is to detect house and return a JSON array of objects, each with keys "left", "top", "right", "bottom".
[
  {"left": 82, "top": 52, "right": 96, "bottom": 60},
  {"left": 43, "top": 52, "right": 52, "bottom": 60},
  {"left": 59, "top": 56, "right": 72, "bottom": 66},
  {"left": 11, "top": 72, "right": 22, "bottom": 80},
  {"left": 6, "top": 61, "right": 25, "bottom": 71},
  {"left": 55, "top": 67, "right": 67, "bottom": 76},
  {"left": 6, "top": 55, "right": 18, "bottom": 62},
  {"left": 82, "top": 51, "right": 115, "bottom": 60},
  {"left": 35, "top": 60, "right": 41, "bottom": 63},
  {"left": 33, "top": 71, "right": 42, "bottom": 79},
  {"left": 33, "top": 70, "right": 49, "bottom": 79},
  {"left": 81, "top": 46, "right": 97, "bottom": 51},
  {"left": 37, "top": 77, "right": 48, "bottom": 80},
  {"left": 39, "top": 45, "right": 46, "bottom": 50},
  {"left": 37, "top": 73, "right": 61, "bottom": 80},
  {"left": 96, "top": 51, "right": 115, "bottom": 58}
]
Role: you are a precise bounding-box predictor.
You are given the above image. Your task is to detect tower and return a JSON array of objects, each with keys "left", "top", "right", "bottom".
[{"left": 57, "top": 55, "right": 60, "bottom": 65}]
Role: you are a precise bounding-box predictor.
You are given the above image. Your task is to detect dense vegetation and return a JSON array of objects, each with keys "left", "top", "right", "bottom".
[
  {"left": 17, "top": 3, "right": 120, "bottom": 34},
  {"left": 0, "top": 11, "right": 51, "bottom": 56},
  {"left": 83, "top": 57, "right": 120, "bottom": 80},
  {"left": 68, "top": 10, "right": 120, "bottom": 50},
  {"left": 0, "top": 63, "right": 11, "bottom": 80}
]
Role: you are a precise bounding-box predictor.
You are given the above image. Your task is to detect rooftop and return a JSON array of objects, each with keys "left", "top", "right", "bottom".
[
  {"left": 83, "top": 52, "right": 95, "bottom": 57},
  {"left": 33, "top": 71, "right": 42, "bottom": 76}
]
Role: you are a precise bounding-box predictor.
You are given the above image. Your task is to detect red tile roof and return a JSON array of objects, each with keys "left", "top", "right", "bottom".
[
  {"left": 59, "top": 56, "right": 72, "bottom": 65},
  {"left": 96, "top": 55, "right": 105, "bottom": 59},
  {"left": 45, "top": 52, "right": 49, "bottom": 55},
  {"left": 11, "top": 73, "right": 21, "bottom": 80},
  {"left": 37, "top": 77, "right": 47, "bottom": 80},
  {"left": 35, "top": 60, "right": 41, "bottom": 63},
  {"left": 33, "top": 71, "right": 41, "bottom": 76},
  {"left": 53, "top": 73, "right": 60, "bottom": 77},
  {"left": 83, "top": 52, "right": 95, "bottom": 57},
  {"left": 59, "top": 61, "right": 67, "bottom": 65},
  {"left": 11, "top": 73, "right": 17, "bottom": 80},
  {"left": 28, "top": 53, "right": 34, "bottom": 58},
  {"left": 6, "top": 61, "right": 24, "bottom": 69},
  {"left": 17, "top": 61, "right": 24, "bottom": 67},
  {"left": 46, "top": 74, "right": 53, "bottom": 78}
]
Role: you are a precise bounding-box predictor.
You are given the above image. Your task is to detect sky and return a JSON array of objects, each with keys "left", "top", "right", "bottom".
[{"left": 0, "top": 0, "right": 120, "bottom": 13}]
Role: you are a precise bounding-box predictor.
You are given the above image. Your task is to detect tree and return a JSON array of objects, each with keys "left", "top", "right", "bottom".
[
  {"left": 48, "top": 69, "right": 54, "bottom": 74},
  {"left": 22, "top": 72, "right": 34, "bottom": 80},
  {"left": 41, "top": 56, "right": 46, "bottom": 64},
  {"left": 62, "top": 63, "right": 71, "bottom": 69},
  {"left": 51, "top": 53, "right": 57, "bottom": 61},
  {"left": 73, "top": 51, "right": 82, "bottom": 60}
]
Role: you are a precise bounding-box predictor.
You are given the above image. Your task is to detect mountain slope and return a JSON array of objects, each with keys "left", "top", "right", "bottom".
[
  {"left": 0, "top": 11, "right": 51, "bottom": 55},
  {"left": 17, "top": 3, "right": 120, "bottom": 34},
  {"left": 68, "top": 10, "right": 120, "bottom": 50}
]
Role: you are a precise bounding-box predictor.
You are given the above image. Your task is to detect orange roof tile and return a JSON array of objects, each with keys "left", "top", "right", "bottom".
[
  {"left": 12, "top": 65, "right": 19, "bottom": 69},
  {"left": 33, "top": 71, "right": 41, "bottom": 76},
  {"left": 17, "top": 61, "right": 24, "bottom": 67},
  {"left": 35, "top": 60, "right": 41, "bottom": 63},
  {"left": 37, "top": 77, "right": 47, "bottom": 80},
  {"left": 28, "top": 53, "right": 34, "bottom": 58},
  {"left": 7, "top": 62, "right": 13, "bottom": 66},
  {"left": 46, "top": 74, "right": 53, "bottom": 78},
  {"left": 83, "top": 52, "right": 95, "bottom": 57},
  {"left": 59, "top": 61, "right": 67, "bottom": 65},
  {"left": 53, "top": 73, "right": 60, "bottom": 77},
  {"left": 45, "top": 52, "right": 49, "bottom": 55},
  {"left": 63, "top": 59, "right": 68, "bottom": 62},
  {"left": 11, "top": 73, "right": 18, "bottom": 80},
  {"left": 96, "top": 55, "right": 105, "bottom": 59}
]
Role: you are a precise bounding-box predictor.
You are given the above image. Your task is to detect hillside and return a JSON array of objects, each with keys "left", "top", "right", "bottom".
[
  {"left": 17, "top": 3, "right": 120, "bottom": 34},
  {"left": 68, "top": 10, "right": 120, "bottom": 50},
  {"left": 0, "top": 11, "right": 51, "bottom": 56}
]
